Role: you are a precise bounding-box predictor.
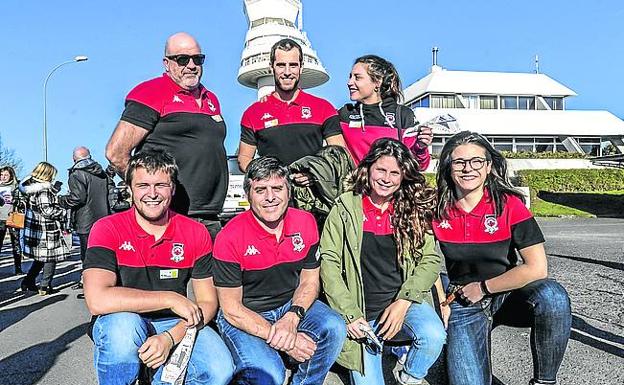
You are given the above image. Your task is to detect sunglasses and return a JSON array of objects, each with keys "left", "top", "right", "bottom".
[{"left": 166, "top": 54, "right": 205, "bottom": 66}]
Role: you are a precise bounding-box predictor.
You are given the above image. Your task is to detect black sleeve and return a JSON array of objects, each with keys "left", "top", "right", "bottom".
[
  {"left": 401, "top": 105, "right": 418, "bottom": 129},
  {"left": 84, "top": 246, "right": 118, "bottom": 273},
  {"left": 120, "top": 100, "right": 160, "bottom": 131},
  {"left": 240, "top": 125, "right": 257, "bottom": 146},
  {"left": 302, "top": 243, "right": 320, "bottom": 269},
  {"left": 213, "top": 259, "right": 243, "bottom": 287},
  {"left": 511, "top": 217, "right": 545, "bottom": 250},
  {"left": 192, "top": 253, "right": 213, "bottom": 279},
  {"left": 58, "top": 172, "right": 87, "bottom": 209},
  {"left": 322, "top": 115, "right": 343, "bottom": 139}
]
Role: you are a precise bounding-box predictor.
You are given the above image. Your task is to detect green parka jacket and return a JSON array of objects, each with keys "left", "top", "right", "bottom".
[{"left": 319, "top": 192, "right": 441, "bottom": 375}]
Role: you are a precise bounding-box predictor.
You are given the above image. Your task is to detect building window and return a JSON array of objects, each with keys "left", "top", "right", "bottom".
[
  {"left": 431, "top": 95, "right": 458, "bottom": 108},
  {"left": 544, "top": 97, "right": 564, "bottom": 110},
  {"left": 487, "top": 136, "right": 513, "bottom": 152},
  {"left": 480, "top": 96, "right": 498, "bottom": 109},
  {"left": 501, "top": 96, "right": 518, "bottom": 110},
  {"left": 515, "top": 138, "right": 535, "bottom": 152},
  {"left": 431, "top": 137, "right": 445, "bottom": 155},
  {"left": 576, "top": 137, "right": 601, "bottom": 156},
  {"left": 519, "top": 96, "right": 536, "bottom": 110}
]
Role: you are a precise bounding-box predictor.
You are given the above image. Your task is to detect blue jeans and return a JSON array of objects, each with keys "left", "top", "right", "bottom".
[
  {"left": 92, "top": 312, "right": 234, "bottom": 385},
  {"left": 350, "top": 302, "right": 446, "bottom": 385},
  {"left": 446, "top": 279, "right": 571, "bottom": 385},
  {"left": 216, "top": 300, "right": 347, "bottom": 385}
]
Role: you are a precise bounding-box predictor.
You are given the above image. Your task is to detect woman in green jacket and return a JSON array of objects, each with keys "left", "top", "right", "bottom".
[{"left": 320, "top": 138, "right": 445, "bottom": 385}]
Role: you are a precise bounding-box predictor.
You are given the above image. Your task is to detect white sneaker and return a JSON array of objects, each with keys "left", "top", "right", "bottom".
[{"left": 395, "top": 370, "right": 424, "bottom": 385}]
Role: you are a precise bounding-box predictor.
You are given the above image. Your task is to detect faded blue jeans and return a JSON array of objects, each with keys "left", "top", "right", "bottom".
[
  {"left": 92, "top": 312, "right": 234, "bottom": 385},
  {"left": 350, "top": 301, "right": 446, "bottom": 385},
  {"left": 216, "top": 300, "right": 347, "bottom": 385},
  {"left": 446, "top": 279, "right": 571, "bottom": 385}
]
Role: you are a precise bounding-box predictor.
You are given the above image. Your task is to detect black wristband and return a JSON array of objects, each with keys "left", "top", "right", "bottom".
[{"left": 480, "top": 280, "right": 492, "bottom": 296}]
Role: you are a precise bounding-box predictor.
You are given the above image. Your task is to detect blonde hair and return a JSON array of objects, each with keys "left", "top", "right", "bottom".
[{"left": 30, "top": 162, "right": 57, "bottom": 183}]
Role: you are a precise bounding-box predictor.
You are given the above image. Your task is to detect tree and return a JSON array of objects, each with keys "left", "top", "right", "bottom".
[{"left": 0, "top": 134, "right": 23, "bottom": 176}]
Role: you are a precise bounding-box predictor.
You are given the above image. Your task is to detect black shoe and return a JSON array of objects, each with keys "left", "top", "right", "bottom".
[
  {"left": 71, "top": 282, "right": 83, "bottom": 290},
  {"left": 38, "top": 286, "right": 58, "bottom": 296},
  {"left": 20, "top": 280, "right": 38, "bottom": 292},
  {"left": 77, "top": 293, "right": 85, "bottom": 299},
  {"left": 15, "top": 267, "right": 23, "bottom": 275}
]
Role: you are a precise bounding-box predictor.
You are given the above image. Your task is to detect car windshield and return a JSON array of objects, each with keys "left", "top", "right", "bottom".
[{"left": 228, "top": 158, "right": 244, "bottom": 175}]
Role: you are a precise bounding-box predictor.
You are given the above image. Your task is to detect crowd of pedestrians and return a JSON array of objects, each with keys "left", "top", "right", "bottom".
[{"left": 0, "top": 31, "right": 573, "bottom": 385}]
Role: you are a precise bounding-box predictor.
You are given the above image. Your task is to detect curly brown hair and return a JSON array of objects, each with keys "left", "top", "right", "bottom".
[{"left": 351, "top": 138, "right": 435, "bottom": 264}]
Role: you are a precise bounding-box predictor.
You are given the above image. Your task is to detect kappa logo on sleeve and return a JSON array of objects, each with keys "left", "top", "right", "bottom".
[{"left": 172, "top": 95, "right": 184, "bottom": 103}]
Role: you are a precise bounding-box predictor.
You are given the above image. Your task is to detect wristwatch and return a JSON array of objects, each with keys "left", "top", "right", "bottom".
[{"left": 287, "top": 305, "right": 306, "bottom": 320}]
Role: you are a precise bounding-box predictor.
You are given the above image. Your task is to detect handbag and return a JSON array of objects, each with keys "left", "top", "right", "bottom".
[{"left": 6, "top": 211, "right": 25, "bottom": 229}]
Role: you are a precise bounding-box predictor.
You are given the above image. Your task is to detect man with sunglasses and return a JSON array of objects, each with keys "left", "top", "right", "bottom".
[
  {"left": 237, "top": 38, "right": 346, "bottom": 185},
  {"left": 106, "top": 32, "right": 228, "bottom": 241}
]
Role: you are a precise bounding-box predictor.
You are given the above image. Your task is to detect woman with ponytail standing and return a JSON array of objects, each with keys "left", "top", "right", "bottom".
[{"left": 338, "top": 55, "right": 433, "bottom": 169}]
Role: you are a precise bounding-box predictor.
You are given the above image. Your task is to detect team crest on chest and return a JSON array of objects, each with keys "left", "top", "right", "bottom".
[
  {"left": 301, "top": 106, "right": 312, "bottom": 119},
  {"left": 291, "top": 233, "right": 305, "bottom": 252},
  {"left": 484, "top": 215, "right": 499, "bottom": 234},
  {"left": 171, "top": 243, "right": 185, "bottom": 262},
  {"left": 385, "top": 112, "right": 396, "bottom": 126}
]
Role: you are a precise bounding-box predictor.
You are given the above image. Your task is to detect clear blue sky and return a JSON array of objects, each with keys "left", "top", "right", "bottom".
[{"left": 1, "top": 0, "right": 623, "bottom": 181}]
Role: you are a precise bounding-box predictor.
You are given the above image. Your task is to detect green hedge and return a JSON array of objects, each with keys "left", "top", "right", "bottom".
[{"left": 516, "top": 169, "right": 624, "bottom": 192}]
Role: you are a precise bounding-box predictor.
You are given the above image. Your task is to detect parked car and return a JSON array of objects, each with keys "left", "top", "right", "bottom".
[{"left": 219, "top": 156, "right": 249, "bottom": 222}]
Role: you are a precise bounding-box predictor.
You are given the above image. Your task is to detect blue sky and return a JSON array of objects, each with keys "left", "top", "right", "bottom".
[{"left": 1, "top": 0, "right": 623, "bottom": 181}]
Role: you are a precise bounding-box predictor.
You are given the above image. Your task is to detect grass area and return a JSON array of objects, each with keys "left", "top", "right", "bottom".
[{"left": 531, "top": 190, "right": 624, "bottom": 218}]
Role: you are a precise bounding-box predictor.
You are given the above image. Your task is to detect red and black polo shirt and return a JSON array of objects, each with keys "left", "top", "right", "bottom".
[
  {"left": 338, "top": 98, "right": 430, "bottom": 169},
  {"left": 361, "top": 196, "right": 402, "bottom": 321},
  {"left": 432, "top": 191, "right": 544, "bottom": 286},
  {"left": 240, "top": 90, "right": 342, "bottom": 165},
  {"left": 212, "top": 208, "right": 320, "bottom": 312},
  {"left": 121, "top": 73, "right": 228, "bottom": 217},
  {"left": 84, "top": 208, "right": 213, "bottom": 318}
]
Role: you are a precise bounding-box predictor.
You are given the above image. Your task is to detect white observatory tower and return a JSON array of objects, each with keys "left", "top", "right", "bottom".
[{"left": 238, "top": 0, "right": 329, "bottom": 98}]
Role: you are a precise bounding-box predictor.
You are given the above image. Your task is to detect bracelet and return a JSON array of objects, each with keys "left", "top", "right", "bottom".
[
  {"left": 480, "top": 280, "right": 492, "bottom": 296},
  {"left": 163, "top": 330, "right": 175, "bottom": 346}
]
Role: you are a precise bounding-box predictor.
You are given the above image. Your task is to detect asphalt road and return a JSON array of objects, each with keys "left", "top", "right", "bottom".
[{"left": 0, "top": 217, "right": 622, "bottom": 385}]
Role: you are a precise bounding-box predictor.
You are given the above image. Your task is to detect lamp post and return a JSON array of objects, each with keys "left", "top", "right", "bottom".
[{"left": 43, "top": 55, "right": 88, "bottom": 162}]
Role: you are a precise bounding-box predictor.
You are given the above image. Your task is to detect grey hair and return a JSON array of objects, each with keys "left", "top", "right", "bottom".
[{"left": 243, "top": 156, "right": 291, "bottom": 196}]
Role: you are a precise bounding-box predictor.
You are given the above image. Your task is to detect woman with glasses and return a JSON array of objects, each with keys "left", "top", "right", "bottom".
[
  {"left": 338, "top": 55, "right": 433, "bottom": 169},
  {"left": 433, "top": 131, "right": 572, "bottom": 385},
  {"left": 320, "top": 138, "right": 445, "bottom": 385}
]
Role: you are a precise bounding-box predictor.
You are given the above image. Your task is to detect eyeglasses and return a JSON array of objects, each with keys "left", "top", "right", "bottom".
[
  {"left": 165, "top": 54, "right": 205, "bottom": 66},
  {"left": 450, "top": 157, "right": 489, "bottom": 171}
]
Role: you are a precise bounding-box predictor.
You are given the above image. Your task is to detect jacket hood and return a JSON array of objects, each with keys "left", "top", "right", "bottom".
[
  {"left": 19, "top": 180, "right": 52, "bottom": 195},
  {"left": 70, "top": 158, "right": 105, "bottom": 176}
]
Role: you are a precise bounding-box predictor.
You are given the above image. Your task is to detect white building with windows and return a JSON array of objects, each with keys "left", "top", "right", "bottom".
[
  {"left": 403, "top": 50, "right": 624, "bottom": 157},
  {"left": 238, "top": 0, "right": 328, "bottom": 98}
]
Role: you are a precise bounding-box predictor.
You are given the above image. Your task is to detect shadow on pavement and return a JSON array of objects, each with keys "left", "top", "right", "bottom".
[
  {"left": 538, "top": 191, "right": 624, "bottom": 218},
  {"left": 0, "top": 294, "right": 68, "bottom": 332},
  {"left": 571, "top": 316, "right": 624, "bottom": 358},
  {"left": 548, "top": 253, "right": 624, "bottom": 271},
  {"left": 0, "top": 322, "right": 88, "bottom": 385}
]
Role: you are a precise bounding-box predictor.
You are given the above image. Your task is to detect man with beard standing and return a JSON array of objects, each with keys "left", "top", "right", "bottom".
[
  {"left": 237, "top": 38, "right": 345, "bottom": 185},
  {"left": 83, "top": 150, "right": 233, "bottom": 385},
  {"left": 106, "top": 32, "right": 227, "bottom": 240}
]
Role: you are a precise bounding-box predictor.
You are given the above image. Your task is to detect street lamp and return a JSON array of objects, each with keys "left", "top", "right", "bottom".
[{"left": 43, "top": 55, "right": 88, "bottom": 162}]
